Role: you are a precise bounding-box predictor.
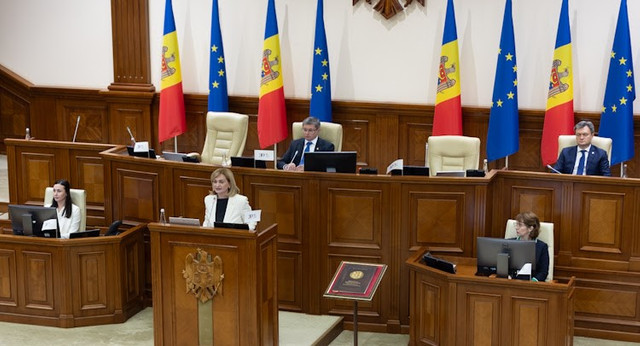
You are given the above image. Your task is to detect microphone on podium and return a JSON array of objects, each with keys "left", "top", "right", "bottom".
[{"left": 546, "top": 164, "right": 562, "bottom": 174}]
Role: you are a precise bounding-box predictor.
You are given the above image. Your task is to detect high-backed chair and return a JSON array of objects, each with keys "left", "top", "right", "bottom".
[
  {"left": 44, "top": 187, "right": 87, "bottom": 232},
  {"left": 201, "top": 112, "right": 249, "bottom": 165},
  {"left": 557, "top": 135, "right": 612, "bottom": 165},
  {"left": 504, "top": 219, "right": 554, "bottom": 282},
  {"left": 292, "top": 121, "right": 343, "bottom": 151},
  {"left": 426, "top": 135, "right": 480, "bottom": 176}
]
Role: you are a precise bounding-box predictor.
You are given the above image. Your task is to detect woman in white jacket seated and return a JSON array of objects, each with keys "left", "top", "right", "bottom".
[
  {"left": 46, "top": 179, "right": 81, "bottom": 239},
  {"left": 203, "top": 168, "right": 256, "bottom": 230}
]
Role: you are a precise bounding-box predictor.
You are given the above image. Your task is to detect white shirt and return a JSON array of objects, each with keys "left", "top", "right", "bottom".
[
  {"left": 572, "top": 145, "right": 591, "bottom": 175},
  {"left": 46, "top": 203, "right": 81, "bottom": 239}
]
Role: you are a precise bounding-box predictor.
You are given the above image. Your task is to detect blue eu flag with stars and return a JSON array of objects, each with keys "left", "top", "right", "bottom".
[
  {"left": 208, "top": 0, "right": 228, "bottom": 112},
  {"left": 599, "top": 0, "right": 635, "bottom": 166},
  {"left": 309, "top": 0, "right": 332, "bottom": 122},
  {"left": 487, "top": 0, "right": 518, "bottom": 162}
]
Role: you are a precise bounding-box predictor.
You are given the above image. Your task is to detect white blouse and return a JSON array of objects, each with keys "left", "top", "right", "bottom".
[{"left": 46, "top": 203, "right": 81, "bottom": 239}]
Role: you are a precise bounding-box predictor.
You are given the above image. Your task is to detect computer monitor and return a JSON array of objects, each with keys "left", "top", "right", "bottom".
[
  {"left": 8, "top": 204, "right": 60, "bottom": 238},
  {"left": 304, "top": 151, "right": 357, "bottom": 173},
  {"left": 231, "top": 156, "right": 267, "bottom": 169},
  {"left": 476, "top": 237, "right": 536, "bottom": 278}
]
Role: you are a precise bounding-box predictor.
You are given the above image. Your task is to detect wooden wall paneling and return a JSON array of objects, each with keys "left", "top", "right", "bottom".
[
  {"left": 108, "top": 0, "right": 153, "bottom": 92},
  {"left": 18, "top": 150, "right": 60, "bottom": 204},
  {"left": 22, "top": 250, "right": 56, "bottom": 311},
  {"left": 399, "top": 117, "right": 430, "bottom": 167},
  {"left": 320, "top": 178, "right": 392, "bottom": 331},
  {"left": 571, "top": 183, "right": 633, "bottom": 269},
  {"left": 55, "top": 98, "right": 108, "bottom": 143},
  {"left": 103, "top": 91, "right": 154, "bottom": 146},
  {"left": 71, "top": 150, "right": 107, "bottom": 226},
  {"left": 459, "top": 290, "right": 501, "bottom": 345},
  {"left": 246, "top": 174, "right": 308, "bottom": 312},
  {"left": 70, "top": 247, "right": 110, "bottom": 316},
  {"left": 110, "top": 161, "right": 162, "bottom": 225},
  {"left": 27, "top": 90, "right": 57, "bottom": 141},
  {"left": 0, "top": 249, "right": 17, "bottom": 307},
  {"left": 0, "top": 65, "right": 31, "bottom": 152},
  {"left": 171, "top": 168, "right": 211, "bottom": 222}
]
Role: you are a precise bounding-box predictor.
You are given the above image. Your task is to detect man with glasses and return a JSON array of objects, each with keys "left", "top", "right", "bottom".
[
  {"left": 277, "top": 116, "right": 335, "bottom": 171},
  {"left": 553, "top": 120, "right": 611, "bottom": 176}
]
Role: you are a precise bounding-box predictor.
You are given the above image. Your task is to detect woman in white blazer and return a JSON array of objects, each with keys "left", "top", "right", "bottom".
[
  {"left": 203, "top": 168, "right": 256, "bottom": 230},
  {"left": 45, "top": 179, "right": 81, "bottom": 239}
]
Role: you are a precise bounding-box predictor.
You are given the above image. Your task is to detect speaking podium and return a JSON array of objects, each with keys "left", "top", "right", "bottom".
[
  {"left": 406, "top": 248, "right": 574, "bottom": 346},
  {"left": 149, "top": 222, "right": 278, "bottom": 346}
]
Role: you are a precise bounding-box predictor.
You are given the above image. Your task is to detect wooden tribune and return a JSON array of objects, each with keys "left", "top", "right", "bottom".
[
  {"left": 406, "top": 248, "right": 575, "bottom": 346},
  {"left": 149, "top": 222, "right": 278, "bottom": 346},
  {"left": 0, "top": 224, "right": 145, "bottom": 327}
]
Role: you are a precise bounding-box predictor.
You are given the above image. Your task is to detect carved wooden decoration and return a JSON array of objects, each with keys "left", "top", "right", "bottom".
[
  {"left": 182, "top": 248, "right": 224, "bottom": 303},
  {"left": 354, "top": 0, "right": 425, "bottom": 20}
]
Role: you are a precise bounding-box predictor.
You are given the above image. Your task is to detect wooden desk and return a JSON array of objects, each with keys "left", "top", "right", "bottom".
[
  {"left": 149, "top": 222, "right": 278, "bottom": 346},
  {"left": 0, "top": 224, "right": 145, "bottom": 327},
  {"left": 8, "top": 138, "right": 640, "bottom": 340},
  {"left": 406, "top": 249, "right": 575, "bottom": 345}
]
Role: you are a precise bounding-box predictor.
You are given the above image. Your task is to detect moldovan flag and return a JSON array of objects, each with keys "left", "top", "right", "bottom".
[
  {"left": 599, "top": 0, "right": 635, "bottom": 166},
  {"left": 257, "top": 0, "right": 288, "bottom": 149},
  {"left": 158, "top": 0, "right": 186, "bottom": 143},
  {"left": 540, "top": 0, "right": 573, "bottom": 165},
  {"left": 433, "top": 0, "right": 462, "bottom": 136},
  {"left": 208, "top": 0, "right": 229, "bottom": 112},
  {"left": 309, "top": 0, "right": 332, "bottom": 122}
]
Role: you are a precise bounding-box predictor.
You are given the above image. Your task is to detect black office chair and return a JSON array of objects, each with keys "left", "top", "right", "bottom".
[{"left": 105, "top": 220, "right": 123, "bottom": 236}]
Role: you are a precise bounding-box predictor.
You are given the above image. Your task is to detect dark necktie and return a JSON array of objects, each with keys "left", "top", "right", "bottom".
[
  {"left": 300, "top": 141, "right": 312, "bottom": 165},
  {"left": 576, "top": 149, "right": 586, "bottom": 175}
]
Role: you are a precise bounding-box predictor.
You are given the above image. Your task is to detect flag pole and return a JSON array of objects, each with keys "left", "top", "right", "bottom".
[
  {"left": 505, "top": 155, "right": 509, "bottom": 170},
  {"left": 273, "top": 143, "right": 278, "bottom": 168},
  {"left": 173, "top": 136, "right": 178, "bottom": 153},
  {"left": 621, "top": 161, "right": 626, "bottom": 178}
]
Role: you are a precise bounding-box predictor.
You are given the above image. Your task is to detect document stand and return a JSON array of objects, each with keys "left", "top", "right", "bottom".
[{"left": 324, "top": 261, "right": 387, "bottom": 345}]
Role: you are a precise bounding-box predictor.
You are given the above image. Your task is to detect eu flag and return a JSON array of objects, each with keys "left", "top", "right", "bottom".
[
  {"left": 487, "top": 0, "right": 518, "bottom": 162},
  {"left": 309, "top": 0, "right": 331, "bottom": 122},
  {"left": 208, "top": 0, "right": 229, "bottom": 112},
  {"left": 599, "top": 0, "right": 635, "bottom": 166}
]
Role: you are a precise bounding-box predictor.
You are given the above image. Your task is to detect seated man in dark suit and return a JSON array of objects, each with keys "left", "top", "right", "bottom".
[
  {"left": 277, "top": 116, "right": 334, "bottom": 171},
  {"left": 553, "top": 120, "right": 611, "bottom": 176}
]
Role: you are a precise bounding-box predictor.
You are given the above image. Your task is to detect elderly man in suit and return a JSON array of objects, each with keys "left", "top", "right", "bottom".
[
  {"left": 277, "top": 116, "right": 334, "bottom": 171},
  {"left": 553, "top": 120, "right": 611, "bottom": 176}
]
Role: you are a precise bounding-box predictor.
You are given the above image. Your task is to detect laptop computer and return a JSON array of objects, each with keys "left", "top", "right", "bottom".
[
  {"left": 169, "top": 217, "right": 201, "bottom": 226},
  {"left": 162, "top": 152, "right": 186, "bottom": 162},
  {"left": 435, "top": 170, "right": 465, "bottom": 177}
]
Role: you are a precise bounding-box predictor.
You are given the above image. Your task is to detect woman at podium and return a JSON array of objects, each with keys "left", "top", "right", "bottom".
[
  {"left": 203, "top": 168, "right": 255, "bottom": 230},
  {"left": 46, "top": 179, "right": 81, "bottom": 239}
]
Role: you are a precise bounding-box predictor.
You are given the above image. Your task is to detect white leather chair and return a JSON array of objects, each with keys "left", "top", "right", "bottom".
[
  {"left": 426, "top": 135, "right": 480, "bottom": 176},
  {"left": 201, "top": 112, "right": 249, "bottom": 165},
  {"left": 557, "top": 135, "right": 612, "bottom": 165},
  {"left": 44, "top": 187, "right": 87, "bottom": 232},
  {"left": 504, "top": 219, "right": 554, "bottom": 282},
  {"left": 292, "top": 121, "right": 343, "bottom": 151}
]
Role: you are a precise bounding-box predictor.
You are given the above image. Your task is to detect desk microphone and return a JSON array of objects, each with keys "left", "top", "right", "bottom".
[
  {"left": 126, "top": 127, "right": 136, "bottom": 144},
  {"left": 546, "top": 165, "right": 562, "bottom": 174},
  {"left": 72, "top": 116, "right": 80, "bottom": 142},
  {"left": 289, "top": 150, "right": 299, "bottom": 165}
]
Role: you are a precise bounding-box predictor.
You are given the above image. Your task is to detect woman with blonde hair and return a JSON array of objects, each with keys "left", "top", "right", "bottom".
[{"left": 203, "top": 168, "right": 255, "bottom": 230}]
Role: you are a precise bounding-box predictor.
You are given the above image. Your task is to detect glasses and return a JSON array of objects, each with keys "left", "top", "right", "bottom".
[{"left": 302, "top": 128, "right": 318, "bottom": 133}]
